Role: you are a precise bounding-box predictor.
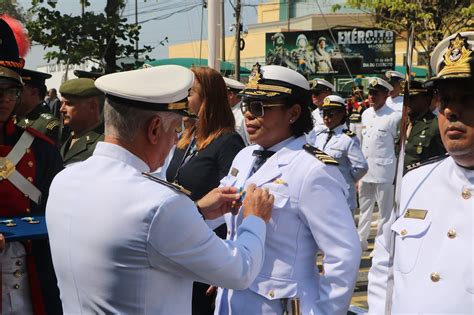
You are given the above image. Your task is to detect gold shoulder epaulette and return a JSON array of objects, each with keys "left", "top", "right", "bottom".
[
  {"left": 142, "top": 172, "right": 191, "bottom": 196},
  {"left": 405, "top": 154, "right": 449, "bottom": 173},
  {"left": 343, "top": 129, "right": 355, "bottom": 137},
  {"left": 303, "top": 144, "right": 339, "bottom": 165}
]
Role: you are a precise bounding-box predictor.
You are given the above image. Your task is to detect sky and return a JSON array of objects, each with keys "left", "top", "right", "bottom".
[{"left": 15, "top": 0, "right": 264, "bottom": 69}]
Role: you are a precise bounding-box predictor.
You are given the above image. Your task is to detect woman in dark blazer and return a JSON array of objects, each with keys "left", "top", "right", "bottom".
[{"left": 166, "top": 67, "right": 245, "bottom": 315}]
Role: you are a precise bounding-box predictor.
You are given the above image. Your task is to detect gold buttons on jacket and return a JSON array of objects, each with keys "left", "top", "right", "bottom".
[
  {"left": 27, "top": 161, "right": 34, "bottom": 168},
  {"left": 13, "top": 284, "right": 20, "bottom": 289},
  {"left": 462, "top": 188, "right": 471, "bottom": 199},
  {"left": 27, "top": 177, "right": 33, "bottom": 182},
  {"left": 400, "top": 229, "right": 408, "bottom": 236},
  {"left": 25, "top": 208, "right": 31, "bottom": 213},
  {"left": 430, "top": 272, "right": 441, "bottom": 282},
  {"left": 13, "top": 270, "right": 21, "bottom": 278},
  {"left": 268, "top": 290, "right": 275, "bottom": 298},
  {"left": 447, "top": 229, "right": 457, "bottom": 239}
]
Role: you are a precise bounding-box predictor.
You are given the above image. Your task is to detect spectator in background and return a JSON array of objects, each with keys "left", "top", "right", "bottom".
[
  {"left": 306, "top": 78, "right": 334, "bottom": 143},
  {"left": 46, "top": 88, "right": 61, "bottom": 118},
  {"left": 165, "top": 67, "right": 245, "bottom": 315},
  {"left": 223, "top": 76, "right": 249, "bottom": 145}
]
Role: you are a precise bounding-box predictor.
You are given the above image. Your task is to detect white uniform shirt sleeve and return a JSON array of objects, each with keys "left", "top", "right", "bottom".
[
  {"left": 147, "top": 194, "right": 266, "bottom": 290},
  {"left": 367, "top": 211, "right": 397, "bottom": 313},
  {"left": 346, "top": 136, "right": 368, "bottom": 182},
  {"left": 298, "top": 165, "right": 362, "bottom": 314}
]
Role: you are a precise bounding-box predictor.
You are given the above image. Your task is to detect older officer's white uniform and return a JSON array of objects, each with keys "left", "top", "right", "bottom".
[
  {"left": 385, "top": 70, "right": 404, "bottom": 112},
  {"left": 368, "top": 31, "right": 474, "bottom": 315},
  {"left": 313, "top": 95, "right": 368, "bottom": 212},
  {"left": 46, "top": 66, "right": 267, "bottom": 315},
  {"left": 358, "top": 78, "right": 401, "bottom": 250},
  {"left": 306, "top": 79, "right": 335, "bottom": 144},
  {"left": 215, "top": 66, "right": 361, "bottom": 315}
]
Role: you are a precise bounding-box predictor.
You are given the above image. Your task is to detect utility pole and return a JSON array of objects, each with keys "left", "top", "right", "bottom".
[
  {"left": 287, "top": 0, "right": 291, "bottom": 31},
  {"left": 234, "top": 0, "right": 241, "bottom": 81},
  {"left": 221, "top": 0, "right": 225, "bottom": 62},
  {"left": 135, "top": 0, "right": 139, "bottom": 61}
]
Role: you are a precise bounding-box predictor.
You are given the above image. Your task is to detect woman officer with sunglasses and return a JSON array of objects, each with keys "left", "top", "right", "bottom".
[
  {"left": 312, "top": 95, "right": 368, "bottom": 213},
  {"left": 215, "top": 64, "right": 361, "bottom": 315}
]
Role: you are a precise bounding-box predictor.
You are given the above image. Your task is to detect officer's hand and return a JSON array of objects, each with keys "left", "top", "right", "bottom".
[
  {"left": 196, "top": 186, "right": 240, "bottom": 220},
  {"left": 243, "top": 184, "right": 274, "bottom": 222},
  {"left": 0, "top": 233, "right": 5, "bottom": 252}
]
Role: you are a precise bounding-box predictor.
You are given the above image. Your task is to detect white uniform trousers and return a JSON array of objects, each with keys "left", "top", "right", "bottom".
[{"left": 357, "top": 181, "right": 394, "bottom": 250}]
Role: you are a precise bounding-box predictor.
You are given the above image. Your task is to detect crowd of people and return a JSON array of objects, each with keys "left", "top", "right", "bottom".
[{"left": 0, "top": 13, "right": 473, "bottom": 315}]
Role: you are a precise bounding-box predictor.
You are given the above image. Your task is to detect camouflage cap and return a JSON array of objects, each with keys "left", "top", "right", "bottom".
[{"left": 60, "top": 78, "right": 103, "bottom": 98}]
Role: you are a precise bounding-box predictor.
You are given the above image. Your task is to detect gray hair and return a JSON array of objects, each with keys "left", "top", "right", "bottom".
[{"left": 104, "top": 98, "right": 178, "bottom": 143}]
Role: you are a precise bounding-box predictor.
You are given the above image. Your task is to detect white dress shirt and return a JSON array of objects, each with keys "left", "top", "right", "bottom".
[
  {"left": 46, "top": 142, "right": 267, "bottom": 315},
  {"left": 215, "top": 136, "right": 361, "bottom": 315},
  {"left": 360, "top": 104, "right": 401, "bottom": 183},
  {"left": 368, "top": 156, "right": 474, "bottom": 314},
  {"left": 386, "top": 95, "right": 404, "bottom": 112},
  {"left": 314, "top": 124, "right": 368, "bottom": 210}
]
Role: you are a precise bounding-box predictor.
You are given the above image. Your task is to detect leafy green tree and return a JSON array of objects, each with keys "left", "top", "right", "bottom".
[
  {"left": 27, "top": 0, "right": 154, "bottom": 73},
  {"left": 0, "top": 2, "right": 29, "bottom": 22},
  {"left": 334, "top": 0, "right": 474, "bottom": 68}
]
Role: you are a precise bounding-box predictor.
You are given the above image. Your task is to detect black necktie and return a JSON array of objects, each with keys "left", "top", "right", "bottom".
[
  {"left": 251, "top": 150, "right": 275, "bottom": 174},
  {"left": 323, "top": 130, "right": 334, "bottom": 149}
]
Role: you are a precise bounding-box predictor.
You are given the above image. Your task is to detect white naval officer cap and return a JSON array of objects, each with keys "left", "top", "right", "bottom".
[
  {"left": 368, "top": 77, "right": 393, "bottom": 93},
  {"left": 94, "top": 65, "right": 194, "bottom": 116},
  {"left": 239, "top": 63, "right": 311, "bottom": 106},
  {"left": 385, "top": 70, "right": 404, "bottom": 82},
  {"left": 321, "top": 95, "right": 346, "bottom": 109},
  {"left": 310, "top": 78, "right": 335, "bottom": 92},
  {"left": 223, "top": 77, "right": 245, "bottom": 91},
  {"left": 425, "top": 31, "right": 474, "bottom": 88}
]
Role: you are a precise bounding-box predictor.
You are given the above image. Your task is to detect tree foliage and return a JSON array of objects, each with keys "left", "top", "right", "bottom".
[
  {"left": 0, "top": 2, "right": 29, "bottom": 23},
  {"left": 26, "top": 0, "right": 154, "bottom": 73},
  {"left": 334, "top": 0, "right": 474, "bottom": 60}
]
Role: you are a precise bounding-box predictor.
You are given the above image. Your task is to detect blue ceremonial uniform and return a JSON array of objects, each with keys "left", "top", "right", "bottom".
[
  {"left": 215, "top": 136, "right": 361, "bottom": 315},
  {"left": 313, "top": 124, "right": 368, "bottom": 211},
  {"left": 46, "top": 142, "right": 267, "bottom": 314}
]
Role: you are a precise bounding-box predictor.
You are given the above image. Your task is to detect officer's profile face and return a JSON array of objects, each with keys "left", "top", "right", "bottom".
[
  {"left": 243, "top": 99, "right": 297, "bottom": 149},
  {"left": 0, "top": 80, "right": 21, "bottom": 123},
  {"left": 437, "top": 80, "right": 474, "bottom": 168},
  {"left": 60, "top": 95, "right": 96, "bottom": 132},
  {"left": 17, "top": 83, "right": 38, "bottom": 115},
  {"left": 407, "top": 93, "right": 431, "bottom": 117},
  {"left": 368, "top": 89, "right": 388, "bottom": 110},
  {"left": 153, "top": 114, "right": 183, "bottom": 170}
]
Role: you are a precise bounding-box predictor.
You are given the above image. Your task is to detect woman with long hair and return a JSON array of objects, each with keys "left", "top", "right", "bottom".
[{"left": 166, "top": 67, "right": 245, "bottom": 315}]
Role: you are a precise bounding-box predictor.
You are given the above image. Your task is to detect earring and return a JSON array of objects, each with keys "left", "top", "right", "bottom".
[{"left": 289, "top": 119, "right": 294, "bottom": 123}]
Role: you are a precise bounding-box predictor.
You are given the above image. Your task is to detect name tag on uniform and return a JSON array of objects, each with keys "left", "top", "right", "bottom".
[
  {"left": 404, "top": 208, "right": 428, "bottom": 220},
  {"left": 231, "top": 167, "right": 239, "bottom": 176}
]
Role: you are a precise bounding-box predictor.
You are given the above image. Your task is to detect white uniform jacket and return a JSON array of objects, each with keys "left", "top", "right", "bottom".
[
  {"left": 386, "top": 95, "right": 404, "bottom": 112},
  {"left": 216, "top": 136, "right": 362, "bottom": 315},
  {"left": 314, "top": 124, "right": 368, "bottom": 210},
  {"left": 46, "top": 142, "right": 267, "bottom": 315},
  {"left": 368, "top": 156, "right": 474, "bottom": 314},
  {"left": 360, "top": 104, "right": 401, "bottom": 183}
]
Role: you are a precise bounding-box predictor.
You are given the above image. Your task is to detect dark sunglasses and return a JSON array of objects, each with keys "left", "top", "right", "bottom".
[
  {"left": 322, "top": 110, "right": 344, "bottom": 118},
  {"left": 240, "top": 100, "right": 285, "bottom": 117}
]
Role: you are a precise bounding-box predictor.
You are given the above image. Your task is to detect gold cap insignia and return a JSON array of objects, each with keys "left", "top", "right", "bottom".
[
  {"left": 323, "top": 97, "right": 331, "bottom": 105},
  {"left": 248, "top": 62, "right": 262, "bottom": 87},
  {"left": 438, "top": 33, "right": 472, "bottom": 78},
  {"left": 370, "top": 78, "right": 378, "bottom": 87}
]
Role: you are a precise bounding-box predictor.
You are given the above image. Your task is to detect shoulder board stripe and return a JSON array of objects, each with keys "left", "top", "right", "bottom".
[
  {"left": 303, "top": 144, "right": 339, "bottom": 165},
  {"left": 405, "top": 154, "right": 449, "bottom": 173},
  {"left": 142, "top": 172, "right": 191, "bottom": 196},
  {"left": 343, "top": 129, "right": 355, "bottom": 137}
]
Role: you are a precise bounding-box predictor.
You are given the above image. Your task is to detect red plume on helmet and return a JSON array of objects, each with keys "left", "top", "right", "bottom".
[{"left": 1, "top": 14, "right": 31, "bottom": 59}]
